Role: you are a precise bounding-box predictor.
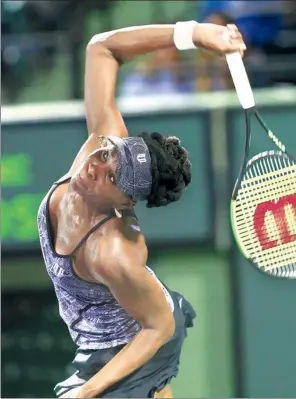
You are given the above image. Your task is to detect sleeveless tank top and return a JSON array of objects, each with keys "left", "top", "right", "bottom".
[{"left": 37, "top": 180, "right": 174, "bottom": 350}]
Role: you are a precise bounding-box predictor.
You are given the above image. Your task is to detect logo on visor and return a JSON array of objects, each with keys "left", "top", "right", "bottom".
[{"left": 137, "top": 154, "right": 147, "bottom": 164}]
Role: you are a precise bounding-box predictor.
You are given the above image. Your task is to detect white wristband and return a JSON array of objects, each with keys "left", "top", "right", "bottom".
[{"left": 174, "top": 21, "right": 198, "bottom": 51}]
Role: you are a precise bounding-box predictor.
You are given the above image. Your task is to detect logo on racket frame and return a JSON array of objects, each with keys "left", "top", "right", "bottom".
[{"left": 253, "top": 193, "right": 296, "bottom": 250}]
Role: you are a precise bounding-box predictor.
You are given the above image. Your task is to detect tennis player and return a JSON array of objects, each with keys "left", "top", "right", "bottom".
[{"left": 37, "top": 21, "right": 246, "bottom": 398}]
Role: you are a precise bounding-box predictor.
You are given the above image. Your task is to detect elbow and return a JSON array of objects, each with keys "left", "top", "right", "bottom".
[
  {"left": 86, "top": 38, "right": 108, "bottom": 55},
  {"left": 86, "top": 33, "right": 113, "bottom": 57},
  {"left": 151, "top": 313, "right": 175, "bottom": 345},
  {"left": 86, "top": 38, "right": 121, "bottom": 64},
  {"left": 87, "top": 33, "right": 109, "bottom": 48}
]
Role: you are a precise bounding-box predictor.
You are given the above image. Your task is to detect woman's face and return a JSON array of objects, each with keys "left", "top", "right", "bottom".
[{"left": 70, "top": 136, "right": 131, "bottom": 208}]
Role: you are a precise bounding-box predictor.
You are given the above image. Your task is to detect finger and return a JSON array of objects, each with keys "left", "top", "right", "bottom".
[
  {"left": 227, "top": 39, "right": 247, "bottom": 55},
  {"left": 230, "top": 30, "right": 243, "bottom": 41},
  {"left": 223, "top": 26, "right": 244, "bottom": 43},
  {"left": 227, "top": 24, "right": 239, "bottom": 33},
  {"left": 227, "top": 25, "right": 244, "bottom": 42},
  {"left": 222, "top": 29, "right": 246, "bottom": 54}
]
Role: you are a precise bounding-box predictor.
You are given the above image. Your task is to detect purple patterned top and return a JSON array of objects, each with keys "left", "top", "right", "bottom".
[{"left": 37, "top": 186, "right": 174, "bottom": 350}]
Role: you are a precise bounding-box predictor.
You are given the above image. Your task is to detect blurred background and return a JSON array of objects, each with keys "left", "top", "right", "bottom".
[{"left": 2, "top": 0, "right": 296, "bottom": 398}]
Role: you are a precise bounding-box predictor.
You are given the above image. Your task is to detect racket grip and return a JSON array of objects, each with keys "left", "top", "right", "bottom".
[{"left": 225, "top": 52, "right": 255, "bottom": 109}]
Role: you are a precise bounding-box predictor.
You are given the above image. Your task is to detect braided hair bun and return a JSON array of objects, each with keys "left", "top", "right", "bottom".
[{"left": 138, "top": 132, "right": 191, "bottom": 208}]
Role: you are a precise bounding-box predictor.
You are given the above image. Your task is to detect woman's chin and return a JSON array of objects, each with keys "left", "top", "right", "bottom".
[{"left": 70, "top": 175, "right": 85, "bottom": 195}]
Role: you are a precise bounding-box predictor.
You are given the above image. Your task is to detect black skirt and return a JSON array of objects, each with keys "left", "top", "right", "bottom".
[{"left": 55, "top": 290, "right": 196, "bottom": 398}]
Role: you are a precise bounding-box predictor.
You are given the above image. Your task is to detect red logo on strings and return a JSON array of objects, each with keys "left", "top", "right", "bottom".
[{"left": 253, "top": 193, "right": 296, "bottom": 250}]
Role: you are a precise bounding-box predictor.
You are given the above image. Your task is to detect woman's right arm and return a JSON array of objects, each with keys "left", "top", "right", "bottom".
[
  {"left": 85, "top": 22, "right": 246, "bottom": 137},
  {"left": 85, "top": 24, "right": 176, "bottom": 138}
]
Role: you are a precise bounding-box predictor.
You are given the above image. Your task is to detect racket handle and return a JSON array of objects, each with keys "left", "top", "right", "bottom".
[{"left": 225, "top": 52, "right": 255, "bottom": 109}]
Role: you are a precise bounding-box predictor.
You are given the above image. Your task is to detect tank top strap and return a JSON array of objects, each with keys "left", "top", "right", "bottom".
[
  {"left": 69, "top": 208, "right": 137, "bottom": 257},
  {"left": 46, "top": 176, "right": 137, "bottom": 258}
]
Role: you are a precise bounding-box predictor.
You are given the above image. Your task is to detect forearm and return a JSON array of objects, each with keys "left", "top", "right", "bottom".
[
  {"left": 77, "top": 328, "right": 172, "bottom": 398},
  {"left": 88, "top": 24, "right": 178, "bottom": 62}
]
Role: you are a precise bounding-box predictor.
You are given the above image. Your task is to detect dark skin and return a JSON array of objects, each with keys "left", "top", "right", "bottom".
[{"left": 49, "top": 23, "right": 246, "bottom": 398}]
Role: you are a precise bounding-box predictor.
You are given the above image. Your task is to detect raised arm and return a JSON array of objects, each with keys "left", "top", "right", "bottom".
[
  {"left": 76, "top": 226, "right": 175, "bottom": 398},
  {"left": 84, "top": 22, "right": 246, "bottom": 137},
  {"left": 85, "top": 24, "right": 175, "bottom": 137}
]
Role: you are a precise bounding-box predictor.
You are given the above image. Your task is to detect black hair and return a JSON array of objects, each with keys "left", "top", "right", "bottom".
[{"left": 138, "top": 132, "right": 191, "bottom": 208}]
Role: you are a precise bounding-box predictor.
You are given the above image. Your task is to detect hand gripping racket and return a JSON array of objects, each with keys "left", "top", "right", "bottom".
[{"left": 225, "top": 52, "right": 296, "bottom": 279}]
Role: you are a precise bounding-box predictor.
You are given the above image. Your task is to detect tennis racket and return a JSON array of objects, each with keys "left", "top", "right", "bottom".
[{"left": 225, "top": 52, "right": 296, "bottom": 279}]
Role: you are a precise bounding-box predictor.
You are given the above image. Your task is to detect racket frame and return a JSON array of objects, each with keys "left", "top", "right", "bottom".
[
  {"left": 232, "top": 108, "right": 294, "bottom": 201},
  {"left": 225, "top": 51, "right": 296, "bottom": 279},
  {"left": 231, "top": 108, "right": 252, "bottom": 200},
  {"left": 230, "top": 118, "right": 296, "bottom": 278}
]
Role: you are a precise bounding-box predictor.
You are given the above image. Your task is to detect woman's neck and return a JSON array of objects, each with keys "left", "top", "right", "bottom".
[{"left": 62, "top": 186, "right": 111, "bottom": 228}]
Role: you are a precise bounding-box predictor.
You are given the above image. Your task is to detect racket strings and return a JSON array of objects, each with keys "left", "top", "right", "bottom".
[{"left": 233, "top": 154, "right": 296, "bottom": 277}]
